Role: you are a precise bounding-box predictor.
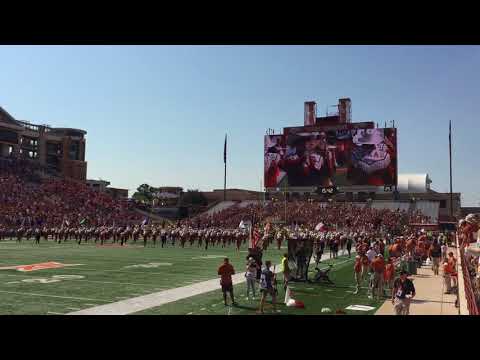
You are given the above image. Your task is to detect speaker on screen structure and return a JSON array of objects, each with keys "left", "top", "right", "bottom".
[{"left": 287, "top": 236, "right": 313, "bottom": 282}]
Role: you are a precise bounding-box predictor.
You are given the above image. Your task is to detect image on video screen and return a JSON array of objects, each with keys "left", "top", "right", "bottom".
[{"left": 264, "top": 128, "right": 397, "bottom": 188}]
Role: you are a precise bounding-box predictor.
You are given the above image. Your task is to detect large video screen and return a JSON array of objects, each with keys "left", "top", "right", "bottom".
[{"left": 264, "top": 128, "right": 397, "bottom": 188}]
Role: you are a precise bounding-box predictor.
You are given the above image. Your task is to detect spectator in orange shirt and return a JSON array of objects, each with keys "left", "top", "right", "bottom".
[
  {"left": 370, "top": 254, "right": 385, "bottom": 300},
  {"left": 384, "top": 257, "right": 395, "bottom": 293},
  {"left": 361, "top": 254, "right": 370, "bottom": 281},
  {"left": 443, "top": 261, "right": 453, "bottom": 294},
  {"left": 218, "top": 258, "right": 236, "bottom": 306},
  {"left": 447, "top": 252, "right": 458, "bottom": 289}
]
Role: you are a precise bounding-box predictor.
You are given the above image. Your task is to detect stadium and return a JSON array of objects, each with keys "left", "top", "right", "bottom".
[{"left": 0, "top": 97, "right": 477, "bottom": 316}]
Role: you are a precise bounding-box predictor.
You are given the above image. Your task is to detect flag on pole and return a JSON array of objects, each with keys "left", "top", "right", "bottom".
[
  {"left": 252, "top": 227, "right": 261, "bottom": 249},
  {"left": 224, "top": 134, "right": 227, "bottom": 164},
  {"left": 79, "top": 218, "right": 87, "bottom": 225},
  {"left": 142, "top": 217, "right": 149, "bottom": 227}
]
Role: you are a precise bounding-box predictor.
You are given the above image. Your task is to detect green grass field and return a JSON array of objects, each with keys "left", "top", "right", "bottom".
[
  {"left": 134, "top": 255, "right": 385, "bottom": 315},
  {"left": 0, "top": 240, "right": 284, "bottom": 315},
  {"left": 0, "top": 240, "right": 387, "bottom": 315}
]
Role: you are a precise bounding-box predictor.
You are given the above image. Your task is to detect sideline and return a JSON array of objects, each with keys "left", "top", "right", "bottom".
[{"left": 68, "top": 251, "right": 353, "bottom": 315}]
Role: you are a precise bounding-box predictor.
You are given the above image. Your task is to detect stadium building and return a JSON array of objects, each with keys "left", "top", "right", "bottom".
[
  {"left": 86, "top": 179, "right": 129, "bottom": 199},
  {"left": 0, "top": 106, "right": 87, "bottom": 181}
]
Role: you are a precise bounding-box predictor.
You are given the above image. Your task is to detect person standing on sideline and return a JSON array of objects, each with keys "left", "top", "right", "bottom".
[
  {"left": 447, "top": 252, "right": 458, "bottom": 289},
  {"left": 346, "top": 236, "right": 353, "bottom": 258},
  {"left": 258, "top": 260, "right": 277, "bottom": 314},
  {"left": 281, "top": 253, "right": 290, "bottom": 291},
  {"left": 245, "top": 257, "right": 257, "bottom": 300},
  {"left": 370, "top": 254, "right": 385, "bottom": 300},
  {"left": 443, "top": 261, "right": 453, "bottom": 294},
  {"left": 353, "top": 255, "right": 363, "bottom": 294},
  {"left": 295, "top": 243, "right": 307, "bottom": 280},
  {"left": 428, "top": 239, "right": 442, "bottom": 275},
  {"left": 218, "top": 258, "right": 236, "bottom": 306},
  {"left": 392, "top": 271, "right": 416, "bottom": 315},
  {"left": 384, "top": 258, "right": 395, "bottom": 295},
  {"left": 441, "top": 242, "right": 448, "bottom": 263}
]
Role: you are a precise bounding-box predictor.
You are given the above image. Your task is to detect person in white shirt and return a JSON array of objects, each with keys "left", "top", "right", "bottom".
[
  {"left": 366, "top": 247, "right": 377, "bottom": 263},
  {"left": 245, "top": 257, "right": 258, "bottom": 300},
  {"left": 441, "top": 242, "right": 448, "bottom": 262}
]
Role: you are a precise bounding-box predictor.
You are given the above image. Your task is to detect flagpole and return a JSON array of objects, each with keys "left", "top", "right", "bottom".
[
  {"left": 449, "top": 120, "right": 453, "bottom": 219},
  {"left": 224, "top": 134, "right": 227, "bottom": 202}
]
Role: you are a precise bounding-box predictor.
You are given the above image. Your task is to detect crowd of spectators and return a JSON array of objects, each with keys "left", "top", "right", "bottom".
[
  {"left": 0, "top": 159, "right": 142, "bottom": 229},
  {"left": 459, "top": 213, "right": 480, "bottom": 311},
  {"left": 184, "top": 201, "right": 431, "bottom": 235}
]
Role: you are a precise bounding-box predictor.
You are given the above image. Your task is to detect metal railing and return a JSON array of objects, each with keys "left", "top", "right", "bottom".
[{"left": 457, "top": 235, "right": 479, "bottom": 315}]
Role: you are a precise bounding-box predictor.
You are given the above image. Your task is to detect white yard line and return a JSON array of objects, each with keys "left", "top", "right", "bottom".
[
  {"left": 74, "top": 279, "right": 162, "bottom": 287},
  {"left": 68, "top": 273, "right": 256, "bottom": 315},
  {"left": 0, "top": 290, "right": 110, "bottom": 302},
  {"left": 68, "top": 252, "right": 352, "bottom": 315}
]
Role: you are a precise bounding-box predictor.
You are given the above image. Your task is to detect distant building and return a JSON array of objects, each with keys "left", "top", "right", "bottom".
[
  {"left": 0, "top": 106, "right": 87, "bottom": 181},
  {"left": 156, "top": 187, "right": 183, "bottom": 196},
  {"left": 87, "top": 179, "right": 128, "bottom": 200},
  {"left": 106, "top": 187, "right": 129, "bottom": 200},
  {"left": 86, "top": 179, "right": 110, "bottom": 192}
]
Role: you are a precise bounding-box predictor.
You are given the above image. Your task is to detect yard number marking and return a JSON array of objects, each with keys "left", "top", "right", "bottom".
[
  {"left": 9, "top": 275, "right": 84, "bottom": 284},
  {"left": 124, "top": 263, "right": 173, "bottom": 269}
]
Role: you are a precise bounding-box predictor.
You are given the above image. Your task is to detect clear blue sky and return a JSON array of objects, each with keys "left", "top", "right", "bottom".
[{"left": 0, "top": 45, "right": 478, "bottom": 205}]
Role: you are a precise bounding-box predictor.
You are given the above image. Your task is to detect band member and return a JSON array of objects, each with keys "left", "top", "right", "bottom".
[
  {"left": 235, "top": 231, "right": 242, "bottom": 252},
  {"left": 151, "top": 227, "right": 158, "bottom": 246},
  {"left": 34, "top": 227, "right": 41, "bottom": 244},
  {"left": 188, "top": 229, "right": 195, "bottom": 247},
  {"left": 143, "top": 226, "right": 151, "bottom": 247},
  {"left": 132, "top": 226, "right": 140, "bottom": 243},
  {"left": 205, "top": 230, "right": 210, "bottom": 250},
  {"left": 180, "top": 229, "right": 186, "bottom": 248},
  {"left": 16, "top": 226, "right": 25, "bottom": 242},
  {"left": 161, "top": 228, "right": 167, "bottom": 248}
]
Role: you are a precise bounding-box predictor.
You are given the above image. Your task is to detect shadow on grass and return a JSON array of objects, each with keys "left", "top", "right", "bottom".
[{"left": 232, "top": 304, "right": 258, "bottom": 311}]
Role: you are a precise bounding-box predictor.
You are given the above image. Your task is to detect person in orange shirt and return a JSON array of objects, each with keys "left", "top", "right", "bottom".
[
  {"left": 218, "top": 258, "right": 236, "bottom": 306},
  {"left": 443, "top": 261, "right": 453, "bottom": 294},
  {"left": 384, "top": 257, "right": 395, "bottom": 294},
  {"left": 361, "top": 254, "right": 370, "bottom": 282},
  {"left": 370, "top": 254, "right": 385, "bottom": 300},
  {"left": 353, "top": 255, "right": 363, "bottom": 294},
  {"left": 447, "top": 252, "right": 458, "bottom": 289}
]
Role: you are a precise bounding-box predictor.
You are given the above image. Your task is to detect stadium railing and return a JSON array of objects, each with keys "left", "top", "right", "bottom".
[{"left": 456, "top": 234, "right": 479, "bottom": 315}]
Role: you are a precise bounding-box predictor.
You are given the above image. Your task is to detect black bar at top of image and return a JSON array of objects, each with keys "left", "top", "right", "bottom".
[{"left": 1, "top": 7, "right": 479, "bottom": 45}]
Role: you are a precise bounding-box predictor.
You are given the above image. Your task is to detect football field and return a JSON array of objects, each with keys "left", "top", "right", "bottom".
[
  {"left": 135, "top": 255, "right": 385, "bottom": 315},
  {"left": 0, "top": 240, "right": 385, "bottom": 315}
]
